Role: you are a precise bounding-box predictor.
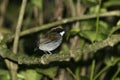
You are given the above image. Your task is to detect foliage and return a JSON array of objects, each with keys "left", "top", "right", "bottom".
[{"left": 0, "top": 0, "right": 120, "bottom": 80}]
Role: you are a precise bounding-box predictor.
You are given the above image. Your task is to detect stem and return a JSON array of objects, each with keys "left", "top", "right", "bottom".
[
  {"left": 66, "top": 0, "right": 76, "bottom": 16},
  {"left": 20, "top": 10, "right": 120, "bottom": 37},
  {"left": 111, "top": 67, "right": 120, "bottom": 80},
  {"left": 66, "top": 68, "right": 77, "bottom": 80},
  {"left": 13, "top": 0, "right": 27, "bottom": 54},
  {"left": 95, "top": 0, "right": 101, "bottom": 42},
  {"left": 5, "top": 0, "right": 27, "bottom": 80},
  {"left": 90, "top": 60, "right": 95, "bottom": 80},
  {"left": 7, "top": 10, "right": 120, "bottom": 40},
  {"left": 93, "top": 66, "right": 109, "bottom": 80},
  {"left": 0, "top": 0, "right": 9, "bottom": 27}
]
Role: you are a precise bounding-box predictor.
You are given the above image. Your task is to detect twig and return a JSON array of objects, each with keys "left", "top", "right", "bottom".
[
  {"left": 14, "top": 0, "right": 27, "bottom": 68},
  {"left": 103, "top": 1, "right": 120, "bottom": 8},
  {"left": 90, "top": 60, "right": 95, "bottom": 80},
  {"left": 20, "top": 10, "right": 120, "bottom": 37},
  {"left": 4, "top": 0, "right": 27, "bottom": 80},
  {"left": 0, "top": 0, "right": 9, "bottom": 27},
  {"left": 7, "top": 10, "right": 120, "bottom": 40},
  {"left": 95, "top": 0, "right": 101, "bottom": 42},
  {"left": 66, "top": 0, "right": 76, "bottom": 16},
  {"left": 13, "top": 0, "right": 27, "bottom": 53}
]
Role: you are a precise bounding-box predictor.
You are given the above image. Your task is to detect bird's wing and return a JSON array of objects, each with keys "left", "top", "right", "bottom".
[{"left": 39, "top": 33, "right": 59, "bottom": 44}]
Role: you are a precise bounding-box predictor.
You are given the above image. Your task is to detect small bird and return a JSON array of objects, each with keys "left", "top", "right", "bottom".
[{"left": 37, "top": 27, "right": 65, "bottom": 54}]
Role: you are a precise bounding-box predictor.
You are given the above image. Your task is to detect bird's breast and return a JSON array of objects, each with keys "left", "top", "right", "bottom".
[{"left": 39, "top": 36, "right": 62, "bottom": 51}]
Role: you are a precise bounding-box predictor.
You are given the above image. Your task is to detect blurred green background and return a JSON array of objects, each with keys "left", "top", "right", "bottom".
[{"left": 0, "top": 0, "right": 120, "bottom": 80}]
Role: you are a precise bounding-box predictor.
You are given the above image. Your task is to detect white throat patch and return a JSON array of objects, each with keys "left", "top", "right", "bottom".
[{"left": 60, "top": 31, "right": 65, "bottom": 36}]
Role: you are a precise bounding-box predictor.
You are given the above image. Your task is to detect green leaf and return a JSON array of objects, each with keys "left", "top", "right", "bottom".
[
  {"left": 109, "top": 20, "right": 120, "bottom": 36},
  {"left": 103, "top": 0, "right": 120, "bottom": 7},
  {"left": 81, "top": 21, "right": 95, "bottom": 31},
  {"left": 36, "top": 67, "right": 57, "bottom": 79},
  {"left": 82, "top": 0, "right": 99, "bottom": 7},
  {"left": 0, "top": 69, "right": 9, "bottom": 80},
  {"left": 80, "top": 31, "right": 96, "bottom": 42},
  {"left": 19, "top": 69, "right": 42, "bottom": 80},
  {"left": 99, "top": 21, "right": 111, "bottom": 34},
  {"left": 105, "top": 57, "right": 120, "bottom": 67},
  {"left": 66, "top": 28, "right": 80, "bottom": 40},
  {"left": 81, "top": 20, "right": 110, "bottom": 34},
  {"left": 79, "top": 20, "right": 110, "bottom": 42},
  {"left": 117, "top": 20, "right": 120, "bottom": 26},
  {"left": 61, "top": 43, "right": 69, "bottom": 54},
  {"left": 31, "top": 0, "right": 42, "bottom": 10},
  {"left": 69, "top": 28, "right": 80, "bottom": 35},
  {"left": 79, "top": 30, "right": 107, "bottom": 42},
  {"left": 89, "top": 5, "right": 107, "bottom": 14}
]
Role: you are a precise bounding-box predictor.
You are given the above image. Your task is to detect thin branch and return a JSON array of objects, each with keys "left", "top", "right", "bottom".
[
  {"left": 4, "top": 0, "right": 27, "bottom": 80},
  {"left": 7, "top": 10, "right": 120, "bottom": 40},
  {"left": 19, "top": 10, "right": 120, "bottom": 37},
  {"left": 66, "top": 0, "right": 76, "bottom": 16},
  {"left": 0, "top": 0, "right": 9, "bottom": 27},
  {"left": 13, "top": 0, "right": 27, "bottom": 53},
  {"left": 0, "top": 34, "right": 120, "bottom": 65}
]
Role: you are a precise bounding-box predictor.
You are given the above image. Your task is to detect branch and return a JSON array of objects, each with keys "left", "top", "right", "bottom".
[
  {"left": 0, "top": 34, "right": 120, "bottom": 65},
  {"left": 13, "top": 0, "right": 27, "bottom": 53},
  {"left": 9, "top": 10, "right": 120, "bottom": 39},
  {"left": 0, "top": 0, "right": 9, "bottom": 27},
  {"left": 4, "top": 0, "right": 27, "bottom": 80}
]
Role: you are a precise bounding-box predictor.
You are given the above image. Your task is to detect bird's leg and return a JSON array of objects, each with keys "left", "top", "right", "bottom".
[
  {"left": 40, "top": 51, "right": 48, "bottom": 60},
  {"left": 41, "top": 51, "right": 52, "bottom": 60},
  {"left": 45, "top": 51, "right": 52, "bottom": 58},
  {"left": 48, "top": 51, "right": 52, "bottom": 55},
  {"left": 40, "top": 51, "right": 53, "bottom": 64}
]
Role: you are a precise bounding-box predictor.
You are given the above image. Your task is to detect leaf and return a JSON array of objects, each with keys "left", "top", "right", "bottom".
[
  {"left": 82, "top": 0, "right": 99, "bottom": 7},
  {"left": 99, "top": 21, "right": 111, "bottom": 34},
  {"left": 89, "top": 5, "right": 107, "bottom": 14},
  {"left": 31, "top": 0, "right": 42, "bottom": 10},
  {"left": 103, "top": 0, "right": 120, "bottom": 7},
  {"left": 19, "top": 69, "right": 42, "bottom": 80},
  {"left": 0, "top": 27, "right": 11, "bottom": 34},
  {"left": 80, "top": 31, "right": 96, "bottom": 42},
  {"left": 79, "top": 31, "right": 107, "bottom": 42},
  {"left": 81, "top": 20, "right": 97, "bottom": 30},
  {"left": 36, "top": 67, "right": 57, "bottom": 79},
  {"left": 61, "top": 43, "right": 69, "bottom": 54},
  {"left": 104, "top": 57, "right": 120, "bottom": 67},
  {"left": 66, "top": 28, "right": 80, "bottom": 40},
  {"left": 117, "top": 20, "right": 120, "bottom": 26},
  {"left": 80, "top": 20, "right": 110, "bottom": 34},
  {"left": 79, "top": 20, "right": 110, "bottom": 42},
  {"left": 109, "top": 20, "right": 120, "bottom": 36},
  {"left": 0, "top": 69, "right": 9, "bottom": 80}
]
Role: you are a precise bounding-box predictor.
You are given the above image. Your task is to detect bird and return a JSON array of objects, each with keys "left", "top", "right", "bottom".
[{"left": 37, "top": 27, "right": 65, "bottom": 54}]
